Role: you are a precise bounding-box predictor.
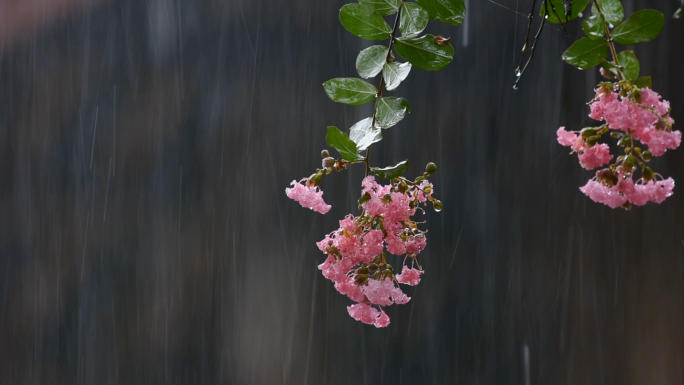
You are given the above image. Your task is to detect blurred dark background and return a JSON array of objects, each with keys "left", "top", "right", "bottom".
[{"left": 1, "top": 0, "right": 683, "bottom": 383}]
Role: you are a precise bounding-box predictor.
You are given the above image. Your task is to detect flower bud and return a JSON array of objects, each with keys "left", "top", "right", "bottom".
[
  {"left": 356, "top": 266, "right": 369, "bottom": 275},
  {"left": 642, "top": 166, "right": 654, "bottom": 181},
  {"left": 617, "top": 136, "right": 631, "bottom": 147},
  {"left": 321, "top": 149, "right": 330, "bottom": 158},
  {"left": 642, "top": 151, "right": 652, "bottom": 161},
  {"left": 354, "top": 274, "right": 368, "bottom": 284},
  {"left": 623, "top": 155, "right": 636, "bottom": 169},
  {"left": 397, "top": 181, "right": 408, "bottom": 193},
  {"left": 580, "top": 127, "right": 598, "bottom": 137},
  {"left": 585, "top": 135, "right": 600, "bottom": 146},
  {"left": 322, "top": 157, "right": 336, "bottom": 168},
  {"left": 425, "top": 162, "right": 437, "bottom": 174}
]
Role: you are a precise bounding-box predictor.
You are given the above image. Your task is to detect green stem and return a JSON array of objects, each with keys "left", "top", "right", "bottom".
[
  {"left": 592, "top": 0, "right": 623, "bottom": 80},
  {"left": 366, "top": 3, "right": 403, "bottom": 176}
]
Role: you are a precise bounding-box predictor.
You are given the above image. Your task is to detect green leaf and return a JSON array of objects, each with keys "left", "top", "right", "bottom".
[
  {"left": 339, "top": 3, "right": 392, "bottom": 41},
  {"left": 633, "top": 76, "right": 652, "bottom": 89},
  {"left": 371, "top": 160, "right": 410, "bottom": 180},
  {"left": 416, "top": 0, "right": 466, "bottom": 26},
  {"left": 582, "top": 14, "right": 605, "bottom": 40},
  {"left": 323, "top": 78, "right": 378, "bottom": 106},
  {"left": 394, "top": 35, "right": 454, "bottom": 71},
  {"left": 400, "top": 3, "right": 429, "bottom": 37},
  {"left": 561, "top": 37, "right": 608, "bottom": 70},
  {"left": 612, "top": 10, "right": 664, "bottom": 45},
  {"left": 375, "top": 97, "right": 411, "bottom": 129},
  {"left": 382, "top": 62, "right": 412, "bottom": 91},
  {"left": 349, "top": 118, "right": 383, "bottom": 151},
  {"left": 616, "top": 51, "right": 639, "bottom": 81},
  {"left": 359, "top": 0, "right": 401, "bottom": 16},
  {"left": 541, "top": 0, "right": 590, "bottom": 24},
  {"left": 356, "top": 45, "right": 389, "bottom": 79},
  {"left": 592, "top": 0, "right": 624, "bottom": 25},
  {"left": 326, "top": 126, "right": 364, "bottom": 162}
]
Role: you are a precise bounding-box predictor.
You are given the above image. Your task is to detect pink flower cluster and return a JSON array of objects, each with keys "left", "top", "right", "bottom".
[
  {"left": 557, "top": 127, "right": 613, "bottom": 170},
  {"left": 558, "top": 85, "right": 680, "bottom": 208},
  {"left": 285, "top": 178, "right": 331, "bottom": 214},
  {"left": 589, "top": 87, "right": 680, "bottom": 156},
  {"left": 317, "top": 176, "right": 430, "bottom": 327},
  {"left": 580, "top": 173, "right": 674, "bottom": 209}
]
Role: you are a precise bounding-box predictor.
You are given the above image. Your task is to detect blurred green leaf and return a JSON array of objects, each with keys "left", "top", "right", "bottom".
[
  {"left": 349, "top": 118, "right": 383, "bottom": 151},
  {"left": 371, "top": 160, "right": 410, "bottom": 179},
  {"left": 562, "top": 37, "right": 608, "bottom": 70},
  {"left": 582, "top": 14, "right": 605, "bottom": 40},
  {"left": 541, "top": 0, "right": 590, "bottom": 24},
  {"left": 323, "top": 78, "right": 378, "bottom": 105},
  {"left": 617, "top": 50, "right": 639, "bottom": 81},
  {"left": 592, "top": 0, "right": 624, "bottom": 25},
  {"left": 383, "top": 62, "right": 412, "bottom": 91},
  {"left": 633, "top": 76, "right": 652, "bottom": 89},
  {"left": 375, "top": 97, "right": 411, "bottom": 129},
  {"left": 400, "top": 3, "right": 429, "bottom": 37},
  {"left": 326, "top": 126, "right": 365, "bottom": 161},
  {"left": 612, "top": 10, "right": 664, "bottom": 45},
  {"left": 416, "top": 0, "right": 465, "bottom": 26},
  {"left": 394, "top": 35, "right": 454, "bottom": 71},
  {"left": 356, "top": 45, "right": 389, "bottom": 79},
  {"left": 339, "top": 4, "right": 392, "bottom": 40},
  {"left": 359, "top": 0, "right": 401, "bottom": 16}
]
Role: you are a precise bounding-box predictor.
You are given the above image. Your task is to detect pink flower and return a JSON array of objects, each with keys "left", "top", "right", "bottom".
[
  {"left": 579, "top": 180, "right": 628, "bottom": 209},
  {"left": 642, "top": 129, "right": 681, "bottom": 157},
  {"left": 347, "top": 303, "right": 381, "bottom": 325},
  {"left": 285, "top": 179, "right": 331, "bottom": 214},
  {"left": 375, "top": 310, "right": 390, "bottom": 328},
  {"left": 577, "top": 143, "right": 612, "bottom": 170},
  {"left": 396, "top": 266, "right": 423, "bottom": 286},
  {"left": 362, "top": 278, "right": 410, "bottom": 306},
  {"left": 580, "top": 170, "right": 675, "bottom": 208}
]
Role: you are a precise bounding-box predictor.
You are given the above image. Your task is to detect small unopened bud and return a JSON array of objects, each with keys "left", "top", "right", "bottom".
[
  {"left": 321, "top": 149, "right": 330, "bottom": 158},
  {"left": 623, "top": 154, "right": 636, "bottom": 169},
  {"left": 356, "top": 267, "right": 369, "bottom": 275},
  {"left": 642, "top": 166, "right": 655, "bottom": 181},
  {"left": 354, "top": 274, "right": 368, "bottom": 284},
  {"left": 581, "top": 127, "right": 598, "bottom": 137},
  {"left": 586, "top": 135, "right": 600, "bottom": 146},
  {"left": 397, "top": 181, "right": 408, "bottom": 193},
  {"left": 322, "top": 157, "right": 336, "bottom": 168},
  {"left": 618, "top": 136, "right": 631, "bottom": 147},
  {"left": 425, "top": 162, "right": 437, "bottom": 174},
  {"left": 642, "top": 151, "right": 653, "bottom": 161}
]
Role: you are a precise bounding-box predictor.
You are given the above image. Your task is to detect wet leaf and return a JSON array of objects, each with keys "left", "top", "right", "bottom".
[
  {"left": 542, "top": 0, "right": 590, "bottom": 24},
  {"left": 323, "top": 78, "right": 378, "bottom": 105},
  {"left": 633, "top": 76, "right": 652, "bottom": 89},
  {"left": 562, "top": 37, "right": 608, "bottom": 70},
  {"left": 382, "top": 62, "right": 412, "bottom": 91},
  {"left": 349, "top": 118, "right": 383, "bottom": 151},
  {"left": 416, "top": 0, "right": 466, "bottom": 26},
  {"left": 339, "top": 3, "right": 392, "bottom": 41},
  {"left": 371, "top": 160, "right": 410, "bottom": 179},
  {"left": 394, "top": 35, "right": 454, "bottom": 71},
  {"left": 375, "top": 97, "right": 411, "bottom": 129},
  {"left": 582, "top": 14, "right": 605, "bottom": 40},
  {"left": 359, "top": 0, "right": 402, "bottom": 16},
  {"left": 617, "top": 51, "right": 639, "bottom": 81},
  {"left": 400, "top": 2, "right": 429, "bottom": 37},
  {"left": 592, "top": 0, "right": 624, "bottom": 25},
  {"left": 356, "top": 45, "right": 389, "bottom": 79},
  {"left": 612, "top": 10, "right": 664, "bottom": 45},
  {"left": 326, "top": 126, "right": 365, "bottom": 162}
]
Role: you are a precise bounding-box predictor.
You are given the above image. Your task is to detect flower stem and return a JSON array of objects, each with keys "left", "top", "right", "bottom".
[
  {"left": 366, "top": 4, "right": 403, "bottom": 177},
  {"left": 592, "top": 0, "right": 623, "bottom": 80}
]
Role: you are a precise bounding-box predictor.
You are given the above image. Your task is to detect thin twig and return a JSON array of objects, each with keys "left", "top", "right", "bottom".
[
  {"left": 592, "top": 0, "right": 623, "bottom": 79},
  {"left": 514, "top": 0, "right": 548, "bottom": 89}
]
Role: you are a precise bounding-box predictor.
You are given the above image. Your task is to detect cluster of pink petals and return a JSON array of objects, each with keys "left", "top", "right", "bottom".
[
  {"left": 580, "top": 173, "right": 675, "bottom": 209},
  {"left": 317, "top": 176, "right": 432, "bottom": 327},
  {"left": 285, "top": 179, "right": 331, "bottom": 214},
  {"left": 557, "top": 127, "right": 612, "bottom": 170},
  {"left": 589, "top": 87, "right": 680, "bottom": 156}
]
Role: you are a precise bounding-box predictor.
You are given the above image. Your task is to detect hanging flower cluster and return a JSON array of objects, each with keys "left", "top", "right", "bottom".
[
  {"left": 558, "top": 82, "right": 680, "bottom": 209},
  {"left": 316, "top": 174, "right": 437, "bottom": 327},
  {"left": 287, "top": 159, "right": 441, "bottom": 327}
]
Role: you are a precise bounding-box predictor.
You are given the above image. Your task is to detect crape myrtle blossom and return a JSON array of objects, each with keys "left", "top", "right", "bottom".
[
  {"left": 557, "top": 81, "right": 680, "bottom": 209},
  {"left": 285, "top": 177, "right": 331, "bottom": 214},
  {"left": 316, "top": 175, "right": 439, "bottom": 327}
]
